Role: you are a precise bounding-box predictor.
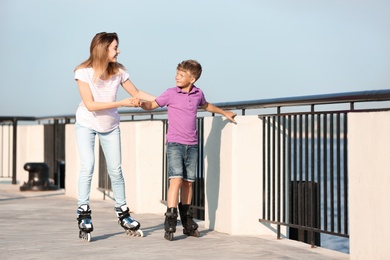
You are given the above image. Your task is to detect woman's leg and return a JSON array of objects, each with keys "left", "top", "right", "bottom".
[
  {"left": 75, "top": 124, "right": 96, "bottom": 207},
  {"left": 99, "top": 127, "right": 126, "bottom": 207}
]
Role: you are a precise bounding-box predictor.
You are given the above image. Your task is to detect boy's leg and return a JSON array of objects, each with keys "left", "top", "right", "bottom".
[
  {"left": 180, "top": 180, "right": 193, "bottom": 204},
  {"left": 166, "top": 142, "right": 186, "bottom": 207},
  {"left": 167, "top": 178, "right": 182, "bottom": 207},
  {"left": 164, "top": 143, "right": 185, "bottom": 240},
  {"left": 179, "top": 180, "right": 199, "bottom": 237},
  {"left": 178, "top": 144, "right": 200, "bottom": 237},
  {"left": 165, "top": 179, "right": 181, "bottom": 240}
]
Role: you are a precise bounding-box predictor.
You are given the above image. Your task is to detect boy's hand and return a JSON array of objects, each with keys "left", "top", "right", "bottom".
[{"left": 225, "top": 111, "right": 237, "bottom": 123}]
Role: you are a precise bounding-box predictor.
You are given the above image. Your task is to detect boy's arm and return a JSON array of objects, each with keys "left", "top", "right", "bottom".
[
  {"left": 201, "top": 102, "right": 237, "bottom": 123},
  {"left": 141, "top": 100, "right": 160, "bottom": 110}
]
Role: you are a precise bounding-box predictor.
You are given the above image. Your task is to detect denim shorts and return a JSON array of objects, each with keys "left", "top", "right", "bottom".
[{"left": 166, "top": 142, "right": 198, "bottom": 182}]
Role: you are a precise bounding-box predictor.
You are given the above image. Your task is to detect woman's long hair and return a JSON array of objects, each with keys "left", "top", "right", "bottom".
[{"left": 74, "top": 32, "right": 125, "bottom": 82}]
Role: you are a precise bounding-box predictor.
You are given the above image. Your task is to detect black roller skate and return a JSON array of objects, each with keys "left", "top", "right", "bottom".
[
  {"left": 115, "top": 205, "right": 144, "bottom": 237},
  {"left": 77, "top": 204, "right": 93, "bottom": 242},
  {"left": 178, "top": 202, "right": 200, "bottom": 237},
  {"left": 164, "top": 207, "right": 178, "bottom": 241}
]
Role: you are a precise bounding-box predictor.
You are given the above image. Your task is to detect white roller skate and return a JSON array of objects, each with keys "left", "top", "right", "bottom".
[
  {"left": 115, "top": 205, "right": 144, "bottom": 237},
  {"left": 77, "top": 204, "right": 93, "bottom": 242}
]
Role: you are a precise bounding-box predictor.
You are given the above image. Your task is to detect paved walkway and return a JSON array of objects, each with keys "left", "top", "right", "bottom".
[{"left": 0, "top": 183, "right": 349, "bottom": 260}]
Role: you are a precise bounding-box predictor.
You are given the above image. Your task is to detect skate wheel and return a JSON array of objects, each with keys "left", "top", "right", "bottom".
[
  {"left": 125, "top": 230, "right": 133, "bottom": 236},
  {"left": 125, "top": 229, "right": 144, "bottom": 237},
  {"left": 79, "top": 231, "right": 92, "bottom": 242},
  {"left": 164, "top": 232, "right": 174, "bottom": 241},
  {"left": 192, "top": 230, "right": 200, "bottom": 238},
  {"left": 86, "top": 232, "right": 92, "bottom": 242},
  {"left": 184, "top": 229, "right": 200, "bottom": 237},
  {"left": 136, "top": 229, "right": 144, "bottom": 237}
]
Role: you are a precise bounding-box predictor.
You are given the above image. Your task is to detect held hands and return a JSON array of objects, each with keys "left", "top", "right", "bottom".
[{"left": 121, "top": 98, "right": 142, "bottom": 107}]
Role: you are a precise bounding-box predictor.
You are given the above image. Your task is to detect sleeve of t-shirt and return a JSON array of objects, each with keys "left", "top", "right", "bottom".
[
  {"left": 74, "top": 68, "right": 88, "bottom": 82},
  {"left": 119, "top": 69, "right": 130, "bottom": 84},
  {"left": 155, "top": 89, "right": 171, "bottom": 108},
  {"left": 199, "top": 90, "right": 207, "bottom": 107}
]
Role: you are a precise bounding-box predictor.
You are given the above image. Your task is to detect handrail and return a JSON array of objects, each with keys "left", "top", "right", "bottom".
[
  {"left": 2, "top": 88, "right": 390, "bottom": 186},
  {"left": 213, "top": 89, "right": 390, "bottom": 110},
  {"left": 2, "top": 89, "right": 390, "bottom": 122},
  {"left": 120, "top": 89, "right": 390, "bottom": 117}
]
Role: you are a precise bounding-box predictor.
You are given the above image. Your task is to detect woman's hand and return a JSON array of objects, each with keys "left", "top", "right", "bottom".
[{"left": 120, "top": 98, "right": 142, "bottom": 107}]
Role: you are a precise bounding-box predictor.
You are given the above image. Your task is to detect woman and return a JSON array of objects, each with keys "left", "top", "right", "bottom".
[{"left": 74, "top": 32, "right": 155, "bottom": 241}]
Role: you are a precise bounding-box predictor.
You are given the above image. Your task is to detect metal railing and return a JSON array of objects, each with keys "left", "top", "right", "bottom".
[
  {"left": 259, "top": 110, "right": 349, "bottom": 247},
  {"left": 2, "top": 89, "right": 390, "bottom": 248}
]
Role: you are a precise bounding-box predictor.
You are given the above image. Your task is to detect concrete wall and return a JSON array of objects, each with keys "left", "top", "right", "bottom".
[
  {"left": 0, "top": 125, "right": 12, "bottom": 178},
  {"left": 17, "top": 125, "right": 45, "bottom": 185},
  {"left": 348, "top": 111, "right": 390, "bottom": 259},
  {"left": 120, "top": 120, "right": 166, "bottom": 214},
  {"left": 65, "top": 121, "right": 166, "bottom": 214},
  {"left": 8, "top": 111, "right": 390, "bottom": 257},
  {"left": 203, "top": 115, "right": 282, "bottom": 236},
  {"left": 6, "top": 115, "right": 292, "bottom": 237}
]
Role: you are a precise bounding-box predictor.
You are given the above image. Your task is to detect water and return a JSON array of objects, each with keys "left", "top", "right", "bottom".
[
  {"left": 289, "top": 135, "right": 350, "bottom": 254},
  {"left": 322, "top": 234, "right": 349, "bottom": 254}
]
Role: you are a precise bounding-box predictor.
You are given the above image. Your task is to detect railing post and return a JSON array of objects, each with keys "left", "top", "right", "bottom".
[{"left": 12, "top": 118, "right": 17, "bottom": 185}]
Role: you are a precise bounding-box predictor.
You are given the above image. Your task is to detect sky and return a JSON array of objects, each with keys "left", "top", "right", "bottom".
[{"left": 0, "top": 0, "right": 389, "bottom": 117}]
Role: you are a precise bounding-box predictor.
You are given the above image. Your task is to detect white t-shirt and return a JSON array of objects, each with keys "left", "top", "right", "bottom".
[{"left": 75, "top": 67, "right": 129, "bottom": 132}]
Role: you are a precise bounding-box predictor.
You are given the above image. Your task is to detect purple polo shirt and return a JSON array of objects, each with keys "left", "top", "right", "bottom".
[{"left": 155, "top": 86, "right": 207, "bottom": 145}]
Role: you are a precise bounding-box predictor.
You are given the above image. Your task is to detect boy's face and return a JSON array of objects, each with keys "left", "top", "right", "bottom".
[{"left": 175, "top": 69, "right": 195, "bottom": 88}]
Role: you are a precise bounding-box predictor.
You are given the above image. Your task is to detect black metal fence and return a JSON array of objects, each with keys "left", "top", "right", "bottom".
[
  {"left": 259, "top": 110, "right": 350, "bottom": 247},
  {"left": 2, "top": 89, "right": 390, "bottom": 248}
]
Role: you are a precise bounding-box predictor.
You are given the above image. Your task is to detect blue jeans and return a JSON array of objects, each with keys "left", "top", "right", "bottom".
[
  {"left": 76, "top": 123, "right": 126, "bottom": 207},
  {"left": 166, "top": 142, "right": 198, "bottom": 182}
]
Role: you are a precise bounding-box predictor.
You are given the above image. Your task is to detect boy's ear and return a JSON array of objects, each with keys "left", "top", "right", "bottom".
[{"left": 190, "top": 77, "right": 196, "bottom": 84}]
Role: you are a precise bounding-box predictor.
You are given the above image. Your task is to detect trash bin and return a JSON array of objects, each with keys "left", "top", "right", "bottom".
[
  {"left": 20, "top": 162, "right": 58, "bottom": 191},
  {"left": 289, "top": 181, "right": 321, "bottom": 246},
  {"left": 54, "top": 160, "right": 65, "bottom": 189}
]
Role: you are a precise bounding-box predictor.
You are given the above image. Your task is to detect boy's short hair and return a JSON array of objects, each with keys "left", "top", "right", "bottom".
[{"left": 177, "top": 60, "right": 202, "bottom": 81}]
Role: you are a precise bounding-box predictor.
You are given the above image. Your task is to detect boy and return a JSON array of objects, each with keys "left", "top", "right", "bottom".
[{"left": 141, "top": 60, "right": 236, "bottom": 240}]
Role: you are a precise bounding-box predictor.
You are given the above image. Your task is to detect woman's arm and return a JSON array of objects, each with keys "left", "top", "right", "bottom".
[
  {"left": 122, "top": 79, "right": 156, "bottom": 102},
  {"left": 77, "top": 80, "right": 140, "bottom": 111}
]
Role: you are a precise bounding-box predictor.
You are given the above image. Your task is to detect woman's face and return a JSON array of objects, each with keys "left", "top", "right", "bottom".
[{"left": 107, "top": 39, "right": 120, "bottom": 63}]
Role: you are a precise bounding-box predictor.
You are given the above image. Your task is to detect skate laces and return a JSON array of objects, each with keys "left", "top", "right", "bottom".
[
  {"left": 115, "top": 205, "right": 130, "bottom": 220},
  {"left": 77, "top": 205, "right": 93, "bottom": 230},
  {"left": 77, "top": 204, "right": 92, "bottom": 221}
]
